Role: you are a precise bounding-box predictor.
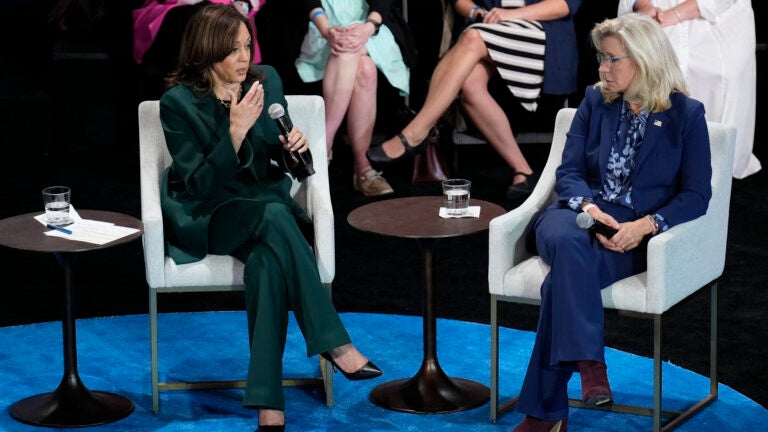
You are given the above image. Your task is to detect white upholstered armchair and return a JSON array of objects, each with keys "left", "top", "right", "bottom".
[
  {"left": 138, "top": 95, "right": 335, "bottom": 414},
  {"left": 488, "top": 108, "right": 736, "bottom": 431}
]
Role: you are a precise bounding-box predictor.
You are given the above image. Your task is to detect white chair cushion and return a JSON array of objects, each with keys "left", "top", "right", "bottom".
[{"left": 501, "top": 257, "right": 650, "bottom": 312}]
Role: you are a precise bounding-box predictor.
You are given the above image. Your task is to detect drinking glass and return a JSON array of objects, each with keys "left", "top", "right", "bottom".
[
  {"left": 42, "top": 186, "right": 72, "bottom": 225},
  {"left": 442, "top": 179, "right": 471, "bottom": 216}
]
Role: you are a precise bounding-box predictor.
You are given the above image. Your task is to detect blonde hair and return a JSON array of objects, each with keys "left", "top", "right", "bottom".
[{"left": 591, "top": 13, "right": 688, "bottom": 113}]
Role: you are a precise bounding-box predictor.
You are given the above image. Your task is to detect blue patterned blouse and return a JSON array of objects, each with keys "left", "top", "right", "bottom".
[{"left": 568, "top": 100, "right": 668, "bottom": 233}]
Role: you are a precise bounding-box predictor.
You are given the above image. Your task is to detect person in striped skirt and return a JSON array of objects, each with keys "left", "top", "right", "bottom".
[{"left": 367, "top": 0, "right": 582, "bottom": 200}]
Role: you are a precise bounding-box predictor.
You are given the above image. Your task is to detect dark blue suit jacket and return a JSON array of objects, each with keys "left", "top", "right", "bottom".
[{"left": 555, "top": 86, "right": 712, "bottom": 227}]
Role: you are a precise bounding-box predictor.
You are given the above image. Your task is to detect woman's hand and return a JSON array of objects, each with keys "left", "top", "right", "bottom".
[
  {"left": 228, "top": 81, "right": 264, "bottom": 152},
  {"left": 655, "top": 8, "right": 679, "bottom": 27},
  {"left": 280, "top": 126, "right": 309, "bottom": 154},
  {"left": 482, "top": 7, "right": 518, "bottom": 23},
  {"left": 327, "top": 23, "right": 370, "bottom": 54},
  {"left": 325, "top": 26, "right": 348, "bottom": 54},
  {"left": 596, "top": 217, "right": 655, "bottom": 253},
  {"left": 339, "top": 21, "right": 374, "bottom": 52}
]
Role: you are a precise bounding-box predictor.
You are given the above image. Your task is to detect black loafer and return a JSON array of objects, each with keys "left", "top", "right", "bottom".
[{"left": 256, "top": 425, "right": 285, "bottom": 432}]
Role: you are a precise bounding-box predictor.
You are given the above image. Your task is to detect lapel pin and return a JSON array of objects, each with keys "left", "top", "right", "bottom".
[{"left": 653, "top": 120, "right": 663, "bottom": 127}]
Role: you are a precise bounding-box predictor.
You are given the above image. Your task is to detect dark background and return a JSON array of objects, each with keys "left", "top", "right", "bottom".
[{"left": 1, "top": 0, "right": 767, "bottom": 413}]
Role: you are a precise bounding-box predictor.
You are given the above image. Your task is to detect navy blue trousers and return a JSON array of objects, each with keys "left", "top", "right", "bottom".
[{"left": 516, "top": 200, "right": 647, "bottom": 420}]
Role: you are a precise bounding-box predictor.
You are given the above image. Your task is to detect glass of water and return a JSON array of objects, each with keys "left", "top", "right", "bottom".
[
  {"left": 442, "top": 179, "right": 471, "bottom": 216},
  {"left": 42, "top": 186, "right": 72, "bottom": 225}
]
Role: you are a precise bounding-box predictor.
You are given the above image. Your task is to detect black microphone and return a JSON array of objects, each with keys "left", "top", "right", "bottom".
[
  {"left": 576, "top": 212, "right": 618, "bottom": 238},
  {"left": 268, "top": 103, "right": 315, "bottom": 181}
]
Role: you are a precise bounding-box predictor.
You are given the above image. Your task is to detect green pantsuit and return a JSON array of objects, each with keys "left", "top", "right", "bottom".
[{"left": 159, "top": 65, "right": 350, "bottom": 410}]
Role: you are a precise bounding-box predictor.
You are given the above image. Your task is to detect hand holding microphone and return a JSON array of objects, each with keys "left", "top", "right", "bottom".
[
  {"left": 268, "top": 103, "right": 315, "bottom": 181},
  {"left": 576, "top": 212, "right": 618, "bottom": 238}
]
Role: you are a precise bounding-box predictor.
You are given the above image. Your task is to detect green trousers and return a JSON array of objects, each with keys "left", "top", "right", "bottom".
[{"left": 209, "top": 199, "right": 351, "bottom": 410}]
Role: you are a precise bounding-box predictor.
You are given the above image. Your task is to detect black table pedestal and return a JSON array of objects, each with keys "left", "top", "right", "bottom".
[
  {"left": 9, "top": 252, "right": 134, "bottom": 427},
  {"left": 369, "top": 239, "right": 489, "bottom": 413}
]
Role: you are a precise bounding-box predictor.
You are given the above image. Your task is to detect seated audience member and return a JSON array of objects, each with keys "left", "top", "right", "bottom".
[
  {"left": 367, "top": 0, "right": 583, "bottom": 201},
  {"left": 511, "top": 13, "right": 712, "bottom": 431},
  {"left": 619, "top": 0, "right": 760, "bottom": 179},
  {"left": 158, "top": 4, "right": 382, "bottom": 430},
  {"left": 133, "top": 0, "right": 264, "bottom": 83},
  {"left": 295, "top": 0, "right": 413, "bottom": 197}
]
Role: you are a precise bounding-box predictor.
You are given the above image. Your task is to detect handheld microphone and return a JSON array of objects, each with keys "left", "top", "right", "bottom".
[
  {"left": 268, "top": 103, "right": 315, "bottom": 181},
  {"left": 576, "top": 212, "right": 618, "bottom": 238}
]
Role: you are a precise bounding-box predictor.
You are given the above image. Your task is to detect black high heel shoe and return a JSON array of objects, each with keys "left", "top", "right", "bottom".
[
  {"left": 320, "top": 352, "right": 382, "bottom": 381},
  {"left": 366, "top": 133, "right": 426, "bottom": 166},
  {"left": 256, "top": 425, "right": 285, "bottom": 432}
]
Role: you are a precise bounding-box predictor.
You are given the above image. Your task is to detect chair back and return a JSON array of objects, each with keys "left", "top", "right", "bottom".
[{"left": 138, "top": 95, "right": 334, "bottom": 290}]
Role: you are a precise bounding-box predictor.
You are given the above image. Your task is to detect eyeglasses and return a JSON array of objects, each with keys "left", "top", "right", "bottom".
[{"left": 596, "top": 53, "right": 630, "bottom": 65}]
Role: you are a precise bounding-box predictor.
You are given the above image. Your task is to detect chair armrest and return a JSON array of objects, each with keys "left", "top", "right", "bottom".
[
  {"left": 141, "top": 204, "right": 166, "bottom": 289},
  {"left": 645, "top": 211, "right": 727, "bottom": 313},
  {"left": 488, "top": 179, "right": 555, "bottom": 296},
  {"left": 488, "top": 108, "right": 574, "bottom": 295},
  {"left": 305, "top": 172, "right": 335, "bottom": 284}
]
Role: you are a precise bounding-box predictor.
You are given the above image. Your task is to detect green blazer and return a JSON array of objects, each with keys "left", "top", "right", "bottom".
[{"left": 159, "top": 65, "right": 308, "bottom": 264}]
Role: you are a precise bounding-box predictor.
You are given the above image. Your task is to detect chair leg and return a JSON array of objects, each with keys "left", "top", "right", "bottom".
[
  {"left": 490, "top": 294, "right": 499, "bottom": 422},
  {"left": 323, "top": 356, "right": 334, "bottom": 407},
  {"left": 653, "top": 314, "right": 663, "bottom": 432},
  {"left": 149, "top": 288, "right": 160, "bottom": 414}
]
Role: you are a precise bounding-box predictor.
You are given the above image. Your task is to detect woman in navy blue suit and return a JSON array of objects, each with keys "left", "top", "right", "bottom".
[{"left": 512, "top": 13, "right": 712, "bottom": 432}]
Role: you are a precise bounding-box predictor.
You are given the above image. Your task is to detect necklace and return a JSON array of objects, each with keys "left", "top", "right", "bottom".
[{"left": 215, "top": 84, "right": 242, "bottom": 109}]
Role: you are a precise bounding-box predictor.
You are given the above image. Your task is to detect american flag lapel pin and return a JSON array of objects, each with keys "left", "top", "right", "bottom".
[{"left": 653, "top": 120, "right": 662, "bottom": 127}]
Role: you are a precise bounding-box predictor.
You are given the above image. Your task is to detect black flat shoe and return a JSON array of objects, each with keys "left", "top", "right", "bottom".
[
  {"left": 256, "top": 425, "right": 285, "bottom": 432},
  {"left": 366, "top": 133, "right": 426, "bottom": 166},
  {"left": 320, "top": 352, "right": 383, "bottom": 381},
  {"left": 506, "top": 171, "right": 536, "bottom": 201}
]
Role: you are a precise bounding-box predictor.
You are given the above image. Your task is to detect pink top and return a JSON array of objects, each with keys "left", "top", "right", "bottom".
[{"left": 132, "top": 0, "right": 263, "bottom": 64}]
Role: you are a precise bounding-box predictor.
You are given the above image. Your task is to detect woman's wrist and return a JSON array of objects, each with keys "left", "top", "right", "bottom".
[
  {"left": 310, "top": 9, "right": 325, "bottom": 24},
  {"left": 672, "top": 5, "right": 683, "bottom": 23},
  {"left": 365, "top": 18, "right": 382, "bottom": 35}
]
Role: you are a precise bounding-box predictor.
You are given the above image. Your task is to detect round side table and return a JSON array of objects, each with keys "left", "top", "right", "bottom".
[
  {"left": 348, "top": 196, "right": 506, "bottom": 414},
  {"left": 0, "top": 210, "right": 143, "bottom": 427}
]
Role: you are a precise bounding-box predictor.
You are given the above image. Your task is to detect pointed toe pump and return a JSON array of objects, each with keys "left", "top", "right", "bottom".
[{"left": 320, "top": 352, "right": 383, "bottom": 381}]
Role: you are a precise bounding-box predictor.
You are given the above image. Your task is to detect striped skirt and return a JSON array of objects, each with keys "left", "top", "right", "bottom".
[{"left": 467, "top": 19, "right": 546, "bottom": 112}]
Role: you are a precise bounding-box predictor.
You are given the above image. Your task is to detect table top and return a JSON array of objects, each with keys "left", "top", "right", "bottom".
[
  {"left": 0, "top": 210, "right": 143, "bottom": 254},
  {"left": 347, "top": 196, "right": 506, "bottom": 240}
]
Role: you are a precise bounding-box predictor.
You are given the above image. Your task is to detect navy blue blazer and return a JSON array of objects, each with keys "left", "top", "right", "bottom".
[{"left": 555, "top": 86, "right": 712, "bottom": 227}]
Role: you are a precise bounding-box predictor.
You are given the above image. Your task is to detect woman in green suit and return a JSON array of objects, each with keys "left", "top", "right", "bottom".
[{"left": 159, "top": 4, "right": 381, "bottom": 431}]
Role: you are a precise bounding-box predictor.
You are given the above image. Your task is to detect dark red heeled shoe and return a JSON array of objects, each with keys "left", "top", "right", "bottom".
[
  {"left": 578, "top": 360, "right": 613, "bottom": 408},
  {"left": 512, "top": 416, "right": 567, "bottom": 432}
]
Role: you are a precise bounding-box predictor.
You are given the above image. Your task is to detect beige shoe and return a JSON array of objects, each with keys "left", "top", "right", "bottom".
[{"left": 353, "top": 169, "right": 394, "bottom": 197}]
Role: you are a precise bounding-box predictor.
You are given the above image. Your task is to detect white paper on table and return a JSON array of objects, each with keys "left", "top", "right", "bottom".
[
  {"left": 439, "top": 206, "right": 481, "bottom": 219},
  {"left": 34, "top": 206, "right": 140, "bottom": 245}
]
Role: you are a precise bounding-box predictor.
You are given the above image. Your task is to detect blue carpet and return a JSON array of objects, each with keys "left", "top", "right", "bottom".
[{"left": 0, "top": 311, "right": 765, "bottom": 431}]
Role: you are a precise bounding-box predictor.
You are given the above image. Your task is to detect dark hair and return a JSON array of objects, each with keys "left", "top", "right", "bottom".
[{"left": 165, "top": 3, "right": 264, "bottom": 93}]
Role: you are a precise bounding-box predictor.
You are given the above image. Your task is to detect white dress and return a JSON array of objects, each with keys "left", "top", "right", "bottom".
[{"left": 618, "top": 0, "right": 760, "bottom": 179}]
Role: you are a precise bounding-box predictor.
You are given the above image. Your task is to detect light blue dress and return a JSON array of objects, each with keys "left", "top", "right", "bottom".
[{"left": 295, "top": 0, "right": 410, "bottom": 95}]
